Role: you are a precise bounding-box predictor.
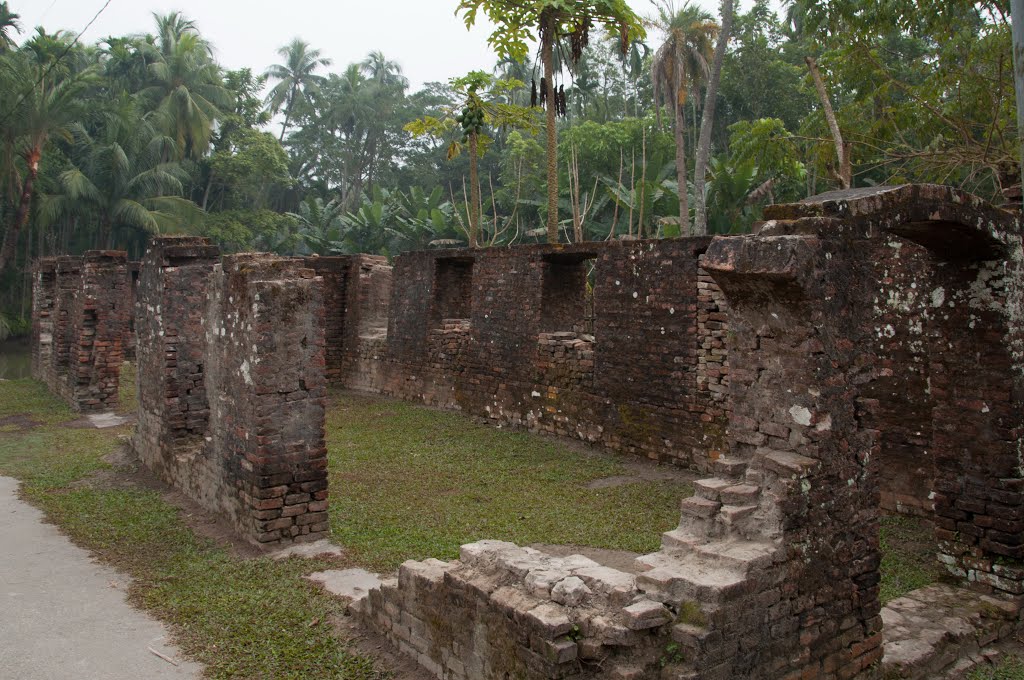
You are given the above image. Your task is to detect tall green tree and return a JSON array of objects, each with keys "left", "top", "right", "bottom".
[
  {"left": 651, "top": 1, "right": 717, "bottom": 236},
  {"left": 406, "top": 71, "right": 536, "bottom": 246},
  {"left": 141, "top": 15, "right": 228, "bottom": 159},
  {"left": 692, "top": 0, "right": 734, "bottom": 234},
  {"left": 457, "top": 0, "right": 645, "bottom": 243},
  {"left": 0, "top": 54, "right": 95, "bottom": 273},
  {"left": 0, "top": 2, "right": 21, "bottom": 53},
  {"left": 39, "top": 102, "right": 203, "bottom": 248},
  {"left": 264, "top": 38, "right": 331, "bottom": 141}
]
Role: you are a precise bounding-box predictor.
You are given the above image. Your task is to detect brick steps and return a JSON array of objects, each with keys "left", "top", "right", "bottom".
[
  {"left": 660, "top": 529, "right": 779, "bottom": 573},
  {"left": 633, "top": 550, "right": 751, "bottom": 606}
]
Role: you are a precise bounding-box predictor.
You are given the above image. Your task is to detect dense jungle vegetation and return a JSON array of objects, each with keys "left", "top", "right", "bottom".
[{"left": 0, "top": 0, "right": 1014, "bottom": 332}]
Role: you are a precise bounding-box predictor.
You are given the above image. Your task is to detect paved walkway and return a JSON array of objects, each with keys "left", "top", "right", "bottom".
[{"left": 0, "top": 476, "right": 202, "bottom": 679}]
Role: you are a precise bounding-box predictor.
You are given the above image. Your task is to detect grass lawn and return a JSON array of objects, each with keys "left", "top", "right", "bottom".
[
  {"left": 326, "top": 390, "right": 692, "bottom": 571},
  {"left": 0, "top": 378, "right": 384, "bottom": 680},
  {"left": 879, "top": 513, "right": 947, "bottom": 605}
]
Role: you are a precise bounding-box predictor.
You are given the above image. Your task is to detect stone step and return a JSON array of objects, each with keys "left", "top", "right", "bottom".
[
  {"left": 712, "top": 456, "right": 748, "bottom": 480},
  {"left": 720, "top": 484, "right": 761, "bottom": 505},
  {"left": 634, "top": 552, "right": 751, "bottom": 606},
  {"left": 719, "top": 504, "right": 758, "bottom": 528},
  {"left": 693, "top": 478, "right": 732, "bottom": 501},
  {"left": 680, "top": 496, "right": 721, "bottom": 519},
  {"left": 661, "top": 529, "right": 779, "bottom": 574}
]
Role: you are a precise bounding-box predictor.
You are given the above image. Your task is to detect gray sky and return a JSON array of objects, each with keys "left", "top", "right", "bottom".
[{"left": 18, "top": 0, "right": 768, "bottom": 92}]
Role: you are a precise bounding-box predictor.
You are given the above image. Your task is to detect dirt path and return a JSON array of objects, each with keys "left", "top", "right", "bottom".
[{"left": 0, "top": 476, "right": 202, "bottom": 679}]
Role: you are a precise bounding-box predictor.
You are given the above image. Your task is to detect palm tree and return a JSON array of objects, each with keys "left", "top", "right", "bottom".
[
  {"left": 0, "top": 55, "right": 95, "bottom": 274},
  {"left": 693, "top": 0, "right": 734, "bottom": 235},
  {"left": 651, "top": 1, "right": 717, "bottom": 236},
  {"left": 38, "top": 100, "right": 203, "bottom": 248},
  {"left": 264, "top": 38, "right": 332, "bottom": 141},
  {"left": 141, "top": 30, "right": 229, "bottom": 159},
  {"left": 361, "top": 50, "right": 407, "bottom": 91},
  {"left": 153, "top": 11, "right": 200, "bottom": 56},
  {"left": 0, "top": 2, "right": 21, "bottom": 53}
]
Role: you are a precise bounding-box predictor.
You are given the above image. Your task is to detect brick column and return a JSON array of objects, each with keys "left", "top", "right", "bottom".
[
  {"left": 51, "top": 256, "right": 83, "bottom": 401},
  {"left": 701, "top": 233, "right": 884, "bottom": 679},
  {"left": 66, "top": 251, "right": 129, "bottom": 412},
  {"left": 31, "top": 258, "right": 57, "bottom": 383},
  {"left": 133, "top": 236, "right": 220, "bottom": 490},
  {"left": 205, "top": 254, "right": 328, "bottom": 544}
]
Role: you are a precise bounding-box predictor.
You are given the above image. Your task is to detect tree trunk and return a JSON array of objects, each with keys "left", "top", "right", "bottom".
[
  {"left": 542, "top": 15, "right": 559, "bottom": 244},
  {"left": 675, "top": 99, "right": 690, "bottom": 236},
  {"left": 0, "top": 147, "right": 40, "bottom": 275},
  {"left": 806, "top": 56, "right": 851, "bottom": 190},
  {"left": 469, "top": 130, "right": 480, "bottom": 248},
  {"left": 694, "top": 0, "right": 735, "bottom": 236}
]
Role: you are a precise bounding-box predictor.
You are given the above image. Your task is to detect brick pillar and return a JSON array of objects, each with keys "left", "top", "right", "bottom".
[
  {"left": 31, "top": 258, "right": 57, "bottom": 382},
  {"left": 51, "top": 256, "right": 83, "bottom": 400},
  {"left": 205, "top": 254, "right": 328, "bottom": 544},
  {"left": 133, "top": 236, "right": 220, "bottom": 489},
  {"left": 702, "top": 234, "right": 883, "bottom": 679},
  {"left": 929, "top": 257, "right": 1024, "bottom": 595},
  {"left": 63, "top": 251, "right": 130, "bottom": 412},
  {"left": 302, "top": 256, "right": 350, "bottom": 382}
]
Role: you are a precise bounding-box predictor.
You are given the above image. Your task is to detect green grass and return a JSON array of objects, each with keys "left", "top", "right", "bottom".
[
  {"left": 0, "top": 379, "right": 385, "bottom": 680},
  {"left": 118, "top": 359, "right": 138, "bottom": 413},
  {"left": 326, "top": 390, "right": 692, "bottom": 571},
  {"left": 970, "top": 658, "right": 1024, "bottom": 680},
  {"left": 879, "top": 513, "right": 947, "bottom": 605}
]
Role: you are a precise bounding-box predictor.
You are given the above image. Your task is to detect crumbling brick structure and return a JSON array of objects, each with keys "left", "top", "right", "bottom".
[
  {"left": 31, "top": 251, "right": 130, "bottom": 412},
  {"left": 339, "top": 240, "right": 731, "bottom": 468},
  {"left": 133, "top": 237, "right": 329, "bottom": 545},
  {"left": 356, "top": 185, "right": 1024, "bottom": 679}
]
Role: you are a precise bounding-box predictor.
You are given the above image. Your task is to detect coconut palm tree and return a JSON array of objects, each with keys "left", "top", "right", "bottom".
[
  {"left": 38, "top": 99, "right": 203, "bottom": 249},
  {"left": 141, "top": 30, "right": 228, "bottom": 160},
  {"left": 0, "top": 54, "right": 96, "bottom": 274},
  {"left": 264, "top": 38, "right": 332, "bottom": 141},
  {"left": 153, "top": 11, "right": 201, "bottom": 56},
  {"left": 651, "top": 1, "right": 717, "bottom": 236},
  {"left": 361, "top": 50, "right": 407, "bottom": 91},
  {"left": 0, "top": 2, "right": 21, "bottom": 53}
]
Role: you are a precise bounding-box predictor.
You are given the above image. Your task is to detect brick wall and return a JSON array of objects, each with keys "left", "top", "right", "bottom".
[
  {"left": 358, "top": 185, "right": 1024, "bottom": 680},
  {"left": 339, "top": 239, "right": 730, "bottom": 469},
  {"left": 133, "top": 238, "right": 329, "bottom": 545},
  {"left": 31, "top": 252, "right": 129, "bottom": 412}
]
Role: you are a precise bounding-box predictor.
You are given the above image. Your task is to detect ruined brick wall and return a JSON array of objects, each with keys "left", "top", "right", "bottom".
[
  {"left": 123, "top": 261, "right": 140, "bottom": 360},
  {"left": 31, "top": 252, "right": 129, "bottom": 412},
  {"left": 353, "top": 239, "right": 729, "bottom": 468},
  {"left": 756, "top": 184, "right": 1024, "bottom": 596},
  {"left": 31, "top": 258, "right": 56, "bottom": 384},
  {"left": 303, "top": 257, "right": 349, "bottom": 382},
  {"left": 204, "top": 255, "right": 328, "bottom": 543},
  {"left": 358, "top": 185, "right": 1024, "bottom": 680},
  {"left": 133, "top": 238, "right": 329, "bottom": 545},
  {"left": 134, "top": 237, "right": 220, "bottom": 498}
]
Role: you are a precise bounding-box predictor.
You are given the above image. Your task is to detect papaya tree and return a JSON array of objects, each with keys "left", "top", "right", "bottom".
[
  {"left": 456, "top": 0, "right": 645, "bottom": 244},
  {"left": 405, "top": 70, "right": 535, "bottom": 247}
]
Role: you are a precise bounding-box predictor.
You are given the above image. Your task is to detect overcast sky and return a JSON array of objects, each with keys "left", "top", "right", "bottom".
[{"left": 17, "top": 0, "right": 768, "bottom": 92}]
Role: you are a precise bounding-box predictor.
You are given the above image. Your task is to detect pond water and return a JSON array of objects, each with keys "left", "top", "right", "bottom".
[{"left": 0, "top": 339, "right": 31, "bottom": 380}]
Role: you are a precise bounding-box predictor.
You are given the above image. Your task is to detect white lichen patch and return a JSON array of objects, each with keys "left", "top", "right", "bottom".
[
  {"left": 789, "top": 405, "right": 813, "bottom": 427},
  {"left": 930, "top": 287, "right": 945, "bottom": 308}
]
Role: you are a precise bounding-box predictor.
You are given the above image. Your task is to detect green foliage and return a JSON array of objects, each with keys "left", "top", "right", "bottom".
[
  {"left": 207, "top": 127, "right": 292, "bottom": 209},
  {"left": 969, "top": 657, "right": 1024, "bottom": 680},
  {"left": 456, "top": 0, "right": 646, "bottom": 64},
  {"left": 201, "top": 208, "right": 300, "bottom": 253}
]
